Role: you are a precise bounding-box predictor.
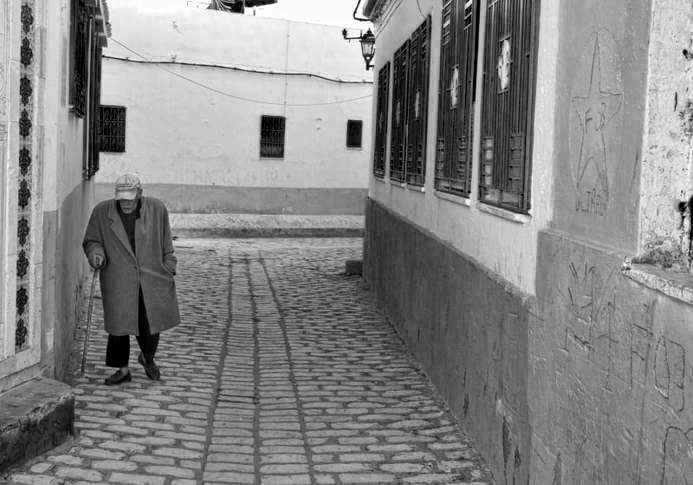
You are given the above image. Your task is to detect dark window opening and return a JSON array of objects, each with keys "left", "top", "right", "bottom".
[
  {"left": 373, "top": 62, "right": 390, "bottom": 178},
  {"left": 388, "top": 17, "right": 432, "bottom": 185},
  {"left": 405, "top": 16, "right": 432, "bottom": 186},
  {"left": 347, "top": 120, "right": 363, "bottom": 148},
  {"left": 435, "top": 0, "right": 480, "bottom": 196},
  {"left": 99, "top": 105, "right": 127, "bottom": 152},
  {"left": 70, "top": 0, "right": 89, "bottom": 117},
  {"left": 389, "top": 40, "right": 410, "bottom": 183},
  {"left": 478, "top": 0, "right": 539, "bottom": 213},
  {"left": 71, "top": 0, "right": 103, "bottom": 179},
  {"left": 260, "top": 115, "right": 286, "bottom": 158}
]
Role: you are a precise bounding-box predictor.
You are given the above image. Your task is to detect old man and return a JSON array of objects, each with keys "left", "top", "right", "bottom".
[{"left": 83, "top": 173, "right": 180, "bottom": 385}]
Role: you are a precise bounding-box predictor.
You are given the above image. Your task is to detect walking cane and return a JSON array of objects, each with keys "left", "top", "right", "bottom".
[{"left": 80, "top": 268, "right": 99, "bottom": 376}]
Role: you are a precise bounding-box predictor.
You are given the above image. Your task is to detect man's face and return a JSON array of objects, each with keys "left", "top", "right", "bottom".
[{"left": 117, "top": 190, "right": 141, "bottom": 213}]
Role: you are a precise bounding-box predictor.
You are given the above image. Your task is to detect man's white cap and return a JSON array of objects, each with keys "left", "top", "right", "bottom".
[{"left": 114, "top": 173, "right": 141, "bottom": 200}]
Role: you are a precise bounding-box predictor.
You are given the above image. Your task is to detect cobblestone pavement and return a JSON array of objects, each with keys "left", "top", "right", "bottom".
[{"left": 2, "top": 238, "right": 493, "bottom": 485}]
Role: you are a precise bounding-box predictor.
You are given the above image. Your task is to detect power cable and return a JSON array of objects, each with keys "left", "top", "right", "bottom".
[
  {"left": 102, "top": 55, "right": 373, "bottom": 85},
  {"left": 108, "top": 37, "right": 373, "bottom": 107},
  {"left": 415, "top": 0, "right": 427, "bottom": 19}
]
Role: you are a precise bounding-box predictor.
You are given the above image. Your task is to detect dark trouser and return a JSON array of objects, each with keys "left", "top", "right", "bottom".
[{"left": 106, "top": 288, "right": 160, "bottom": 368}]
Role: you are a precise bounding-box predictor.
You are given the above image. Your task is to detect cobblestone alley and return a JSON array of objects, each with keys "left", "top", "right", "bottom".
[{"left": 2, "top": 238, "right": 492, "bottom": 485}]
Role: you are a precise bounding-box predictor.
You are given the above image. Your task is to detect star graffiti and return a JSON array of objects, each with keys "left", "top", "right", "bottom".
[{"left": 571, "top": 33, "right": 623, "bottom": 211}]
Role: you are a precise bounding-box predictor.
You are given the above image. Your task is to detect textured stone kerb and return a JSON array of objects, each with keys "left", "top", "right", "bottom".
[{"left": 0, "top": 378, "right": 75, "bottom": 471}]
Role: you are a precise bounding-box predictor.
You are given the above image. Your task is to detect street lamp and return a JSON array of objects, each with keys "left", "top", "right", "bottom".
[{"left": 342, "top": 28, "right": 376, "bottom": 71}]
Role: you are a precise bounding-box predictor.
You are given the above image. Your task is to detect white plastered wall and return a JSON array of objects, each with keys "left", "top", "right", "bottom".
[{"left": 97, "top": 7, "right": 373, "bottom": 190}]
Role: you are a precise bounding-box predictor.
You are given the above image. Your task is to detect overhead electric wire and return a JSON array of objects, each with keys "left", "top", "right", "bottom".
[
  {"left": 109, "top": 37, "right": 373, "bottom": 107},
  {"left": 102, "top": 55, "right": 373, "bottom": 85},
  {"left": 415, "top": 0, "right": 427, "bottom": 19}
]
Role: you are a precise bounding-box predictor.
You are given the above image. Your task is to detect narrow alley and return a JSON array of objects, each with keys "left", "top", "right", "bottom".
[{"left": 2, "top": 238, "right": 492, "bottom": 485}]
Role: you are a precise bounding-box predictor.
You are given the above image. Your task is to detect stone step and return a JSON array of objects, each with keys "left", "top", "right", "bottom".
[{"left": 0, "top": 377, "right": 74, "bottom": 472}]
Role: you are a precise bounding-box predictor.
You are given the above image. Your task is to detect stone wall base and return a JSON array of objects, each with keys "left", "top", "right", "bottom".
[
  {"left": 363, "top": 198, "right": 533, "bottom": 483},
  {"left": 0, "top": 378, "right": 74, "bottom": 472}
]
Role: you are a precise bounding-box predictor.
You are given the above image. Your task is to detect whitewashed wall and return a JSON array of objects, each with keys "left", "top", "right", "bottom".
[{"left": 98, "top": 7, "right": 373, "bottom": 214}]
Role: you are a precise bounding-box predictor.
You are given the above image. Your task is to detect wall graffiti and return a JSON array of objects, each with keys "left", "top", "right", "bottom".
[
  {"left": 559, "top": 263, "right": 676, "bottom": 399},
  {"left": 661, "top": 426, "right": 693, "bottom": 484},
  {"left": 571, "top": 30, "right": 623, "bottom": 216},
  {"left": 557, "top": 260, "right": 693, "bottom": 482},
  {"left": 655, "top": 337, "right": 686, "bottom": 413}
]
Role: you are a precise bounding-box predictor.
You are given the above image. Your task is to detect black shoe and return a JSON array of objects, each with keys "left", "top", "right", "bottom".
[
  {"left": 104, "top": 369, "right": 131, "bottom": 386},
  {"left": 138, "top": 352, "right": 161, "bottom": 380}
]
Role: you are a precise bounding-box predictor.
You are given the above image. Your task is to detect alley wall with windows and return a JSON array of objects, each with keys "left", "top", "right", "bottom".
[
  {"left": 96, "top": 5, "right": 374, "bottom": 215},
  {"left": 362, "top": 0, "right": 693, "bottom": 483}
]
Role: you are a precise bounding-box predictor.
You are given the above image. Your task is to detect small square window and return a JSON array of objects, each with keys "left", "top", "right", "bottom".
[
  {"left": 260, "top": 115, "right": 286, "bottom": 158},
  {"left": 99, "top": 105, "right": 127, "bottom": 153},
  {"left": 347, "top": 120, "right": 363, "bottom": 148}
]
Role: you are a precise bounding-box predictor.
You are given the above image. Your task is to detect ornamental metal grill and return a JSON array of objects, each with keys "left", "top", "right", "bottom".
[
  {"left": 100, "top": 105, "right": 126, "bottom": 153},
  {"left": 373, "top": 62, "right": 390, "bottom": 178},
  {"left": 85, "top": 32, "right": 102, "bottom": 179},
  {"left": 16, "top": 0, "right": 36, "bottom": 352},
  {"left": 260, "top": 115, "right": 286, "bottom": 158},
  {"left": 435, "top": 0, "right": 479, "bottom": 196},
  {"left": 346, "top": 120, "right": 363, "bottom": 148},
  {"left": 479, "top": 0, "right": 539, "bottom": 212},
  {"left": 70, "top": 0, "right": 89, "bottom": 117},
  {"left": 405, "top": 16, "right": 431, "bottom": 187},
  {"left": 389, "top": 40, "right": 409, "bottom": 183}
]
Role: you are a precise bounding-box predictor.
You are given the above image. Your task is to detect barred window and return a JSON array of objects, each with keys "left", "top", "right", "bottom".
[
  {"left": 373, "top": 62, "right": 390, "bottom": 178},
  {"left": 260, "top": 115, "right": 286, "bottom": 158},
  {"left": 388, "top": 17, "right": 432, "bottom": 185},
  {"left": 347, "top": 120, "right": 363, "bottom": 148},
  {"left": 389, "top": 40, "right": 409, "bottom": 183},
  {"left": 99, "top": 106, "right": 127, "bottom": 152},
  {"left": 435, "top": 0, "right": 479, "bottom": 196},
  {"left": 70, "top": 0, "right": 89, "bottom": 117},
  {"left": 479, "top": 0, "right": 539, "bottom": 212},
  {"left": 405, "top": 16, "right": 431, "bottom": 186}
]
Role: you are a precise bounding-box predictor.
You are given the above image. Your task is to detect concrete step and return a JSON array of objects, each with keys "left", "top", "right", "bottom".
[
  {"left": 0, "top": 378, "right": 74, "bottom": 472},
  {"left": 170, "top": 213, "right": 365, "bottom": 238}
]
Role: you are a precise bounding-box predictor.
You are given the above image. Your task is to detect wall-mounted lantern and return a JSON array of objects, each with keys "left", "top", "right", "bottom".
[{"left": 342, "top": 28, "right": 376, "bottom": 71}]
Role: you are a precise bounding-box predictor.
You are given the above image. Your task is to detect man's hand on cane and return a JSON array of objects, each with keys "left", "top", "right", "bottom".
[{"left": 88, "top": 252, "right": 106, "bottom": 270}]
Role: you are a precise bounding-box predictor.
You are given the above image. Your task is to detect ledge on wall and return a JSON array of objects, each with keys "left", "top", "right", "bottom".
[
  {"left": 0, "top": 378, "right": 75, "bottom": 472},
  {"left": 623, "top": 263, "right": 693, "bottom": 306}
]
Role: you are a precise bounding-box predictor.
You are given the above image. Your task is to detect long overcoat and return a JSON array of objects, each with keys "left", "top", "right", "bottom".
[{"left": 82, "top": 196, "right": 181, "bottom": 336}]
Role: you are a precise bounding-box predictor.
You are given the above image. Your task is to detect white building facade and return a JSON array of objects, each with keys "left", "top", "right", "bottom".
[
  {"left": 0, "top": 0, "right": 108, "bottom": 469},
  {"left": 98, "top": 6, "right": 373, "bottom": 215},
  {"left": 363, "top": 0, "right": 693, "bottom": 483}
]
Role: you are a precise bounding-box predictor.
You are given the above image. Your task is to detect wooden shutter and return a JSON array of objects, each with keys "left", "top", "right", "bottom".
[
  {"left": 405, "top": 16, "right": 432, "bottom": 186},
  {"left": 435, "top": 0, "right": 479, "bottom": 196},
  {"left": 479, "top": 0, "right": 538, "bottom": 212},
  {"left": 389, "top": 41, "right": 410, "bottom": 183},
  {"left": 373, "top": 62, "right": 390, "bottom": 178}
]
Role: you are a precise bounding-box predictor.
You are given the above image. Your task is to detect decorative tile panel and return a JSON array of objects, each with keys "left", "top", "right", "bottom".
[{"left": 15, "top": 0, "right": 35, "bottom": 352}]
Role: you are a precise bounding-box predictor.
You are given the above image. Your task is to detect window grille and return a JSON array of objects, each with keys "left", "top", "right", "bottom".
[
  {"left": 70, "top": 0, "right": 89, "bottom": 117},
  {"left": 347, "top": 120, "right": 363, "bottom": 148},
  {"left": 388, "top": 18, "right": 432, "bottom": 185},
  {"left": 260, "top": 115, "right": 286, "bottom": 158},
  {"left": 373, "top": 62, "right": 390, "bottom": 178},
  {"left": 405, "top": 16, "right": 432, "bottom": 186},
  {"left": 85, "top": 35, "right": 102, "bottom": 178},
  {"left": 389, "top": 40, "right": 410, "bottom": 183},
  {"left": 479, "top": 0, "right": 539, "bottom": 212},
  {"left": 100, "top": 106, "right": 126, "bottom": 153},
  {"left": 435, "top": 0, "right": 479, "bottom": 196}
]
